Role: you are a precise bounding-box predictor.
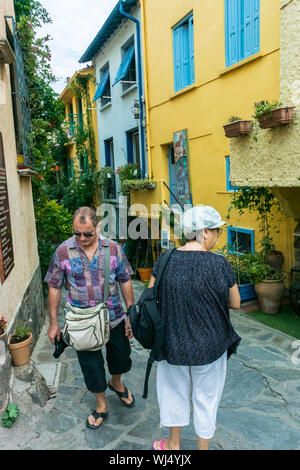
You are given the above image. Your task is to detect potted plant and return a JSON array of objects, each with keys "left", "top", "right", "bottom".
[
  {"left": 243, "top": 252, "right": 285, "bottom": 314},
  {"left": 137, "top": 239, "right": 153, "bottom": 282},
  {"left": 216, "top": 245, "right": 256, "bottom": 301},
  {"left": 227, "top": 187, "right": 284, "bottom": 271},
  {"left": 0, "top": 316, "right": 7, "bottom": 342},
  {"left": 8, "top": 321, "right": 33, "bottom": 366},
  {"left": 223, "top": 116, "right": 252, "bottom": 138},
  {"left": 253, "top": 100, "right": 295, "bottom": 129},
  {"left": 122, "top": 178, "right": 157, "bottom": 196}
]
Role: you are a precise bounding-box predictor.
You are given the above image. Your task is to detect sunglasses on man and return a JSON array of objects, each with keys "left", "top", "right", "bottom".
[{"left": 72, "top": 231, "right": 96, "bottom": 238}]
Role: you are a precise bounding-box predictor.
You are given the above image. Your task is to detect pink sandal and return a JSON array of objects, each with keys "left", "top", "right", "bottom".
[{"left": 153, "top": 439, "right": 167, "bottom": 450}]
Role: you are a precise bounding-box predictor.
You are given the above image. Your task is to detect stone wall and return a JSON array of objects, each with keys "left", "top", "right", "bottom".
[
  {"left": 0, "top": 265, "right": 45, "bottom": 411},
  {"left": 230, "top": 0, "right": 300, "bottom": 189}
]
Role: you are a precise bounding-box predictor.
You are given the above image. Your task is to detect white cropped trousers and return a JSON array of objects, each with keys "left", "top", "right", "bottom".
[{"left": 156, "top": 352, "right": 227, "bottom": 439}]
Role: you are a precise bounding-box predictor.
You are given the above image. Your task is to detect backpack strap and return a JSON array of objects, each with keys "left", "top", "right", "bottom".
[
  {"left": 142, "top": 248, "right": 176, "bottom": 399},
  {"left": 103, "top": 242, "right": 110, "bottom": 305},
  {"left": 153, "top": 248, "right": 176, "bottom": 289}
]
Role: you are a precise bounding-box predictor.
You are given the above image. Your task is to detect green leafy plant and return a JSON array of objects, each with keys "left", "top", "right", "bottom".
[
  {"left": 227, "top": 116, "right": 242, "bottom": 124},
  {"left": 14, "top": 321, "right": 31, "bottom": 343},
  {"left": 253, "top": 100, "right": 282, "bottom": 118},
  {"left": 242, "top": 252, "right": 283, "bottom": 283},
  {"left": 121, "top": 178, "right": 156, "bottom": 196},
  {"left": 227, "top": 187, "right": 282, "bottom": 254},
  {"left": 215, "top": 245, "right": 252, "bottom": 285},
  {"left": 1, "top": 403, "right": 20, "bottom": 428}
]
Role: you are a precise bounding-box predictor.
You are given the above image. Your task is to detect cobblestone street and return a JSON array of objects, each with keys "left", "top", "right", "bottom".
[{"left": 1, "top": 281, "right": 300, "bottom": 450}]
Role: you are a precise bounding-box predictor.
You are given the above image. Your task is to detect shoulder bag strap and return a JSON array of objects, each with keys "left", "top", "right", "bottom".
[
  {"left": 153, "top": 248, "right": 176, "bottom": 289},
  {"left": 103, "top": 243, "right": 110, "bottom": 304}
]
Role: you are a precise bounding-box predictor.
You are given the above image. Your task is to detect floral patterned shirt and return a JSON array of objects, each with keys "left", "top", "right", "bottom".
[{"left": 44, "top": 236, "right": 133, "bottom": 327}]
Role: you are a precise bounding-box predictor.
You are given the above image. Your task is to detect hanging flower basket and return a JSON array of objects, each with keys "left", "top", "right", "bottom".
[
  {"left": 257, "top": 106, "right": 295, "bottom": 129},
  {"left": 223, "top": 120, "right": 252, "bottom": 138}
]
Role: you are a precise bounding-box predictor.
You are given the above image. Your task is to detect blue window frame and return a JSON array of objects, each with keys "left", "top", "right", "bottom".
[
  {"left": 126, "top": 128, "right": 141, "bottom": 172},
  {"left": 225, "top": 156, "right": 239, "bottom": 191},
  {"left": 104, "top": 138, "right": 114, "bottom": 168},
  {"left": 225, "top": 0, "right": 260, "bottom": 67},
  {"left": 173, "top": 13, "right": 195, "bottom": 92},
  {"left": 227, "top": 226, "right": 255, "bottom": 254}
]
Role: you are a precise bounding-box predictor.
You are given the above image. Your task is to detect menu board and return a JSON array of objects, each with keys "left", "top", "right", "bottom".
[{"left": 0, "top": 133, "right": 14, "bottom": 283}]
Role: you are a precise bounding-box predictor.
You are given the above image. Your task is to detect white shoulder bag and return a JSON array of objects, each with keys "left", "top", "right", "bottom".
[{"left": 62, "top": 244, "right": 110, "bottom": 351}]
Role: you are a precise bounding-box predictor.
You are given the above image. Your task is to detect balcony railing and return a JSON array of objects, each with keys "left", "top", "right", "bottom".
[{"left": 64, "top": 113, "right": 85, "bottom": 139}]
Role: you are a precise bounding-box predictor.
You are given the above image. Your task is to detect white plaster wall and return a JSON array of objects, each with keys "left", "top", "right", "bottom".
[
  {"left": 0, "top": 1, "right": 40, "bottom": 324},
  {"left": 93, "top": 6, "right": 147, "bottom": 197}
]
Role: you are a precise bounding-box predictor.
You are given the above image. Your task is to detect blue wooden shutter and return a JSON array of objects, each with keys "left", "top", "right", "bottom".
[
  {"left": 113, "top": 44, "right": 135, "bottom": 86},
  {"left": 244, "top": 0, "right": 251, "bottom": 58},
  {"left": 189, "top": 16, "right": 195, "bottom": 84},
  {"left": 173, "top": 27, "right": 182, "bottom": 92},
  {"left": 182, "top": 23, "right": 190, "bottom": 88},
  {"left": 225, "top": 0, "right": 239, "bottom": 66},
  {"left": 253, "top": 0, "right": 260, "bottom": 54}
]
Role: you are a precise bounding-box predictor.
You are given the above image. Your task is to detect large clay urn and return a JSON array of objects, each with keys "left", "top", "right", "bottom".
[{"left": 254, "top": 279, "right": 285, "bottom": 314}]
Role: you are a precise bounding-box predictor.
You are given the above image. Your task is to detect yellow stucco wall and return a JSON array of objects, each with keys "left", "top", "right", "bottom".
[
  {"left": 0, "top": 2, "right": 40, "bottom": 324},
  {"left": 139, "top": 0, "right": 295, "bottom": 272},
  {"left": 60, "top": 67, "right": 100, "bottom": 174}
]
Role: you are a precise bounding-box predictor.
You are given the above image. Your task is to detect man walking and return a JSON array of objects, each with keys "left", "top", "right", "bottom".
[{"left": 45, "top": 206, "right": 135, "bottom": 429}]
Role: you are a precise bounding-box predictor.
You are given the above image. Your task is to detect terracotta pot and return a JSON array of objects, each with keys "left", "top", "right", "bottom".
[
  {"left": 8, "top": 332, "right": 33, "bottom": 366},
  {"left": 257, "top": 106, "right": 295, "bottom": 129},
  {"left": 223, "top": 120, "right": 252, "bottom": 138},
  {"left": 254, "top": 279, "right": 285, "bottom": 314},
  {"left": 137, "top": 268, "right": 153, "bottom": 282},
  {"left": 265, "top": 250, "right": 284, "bottom": 270}
]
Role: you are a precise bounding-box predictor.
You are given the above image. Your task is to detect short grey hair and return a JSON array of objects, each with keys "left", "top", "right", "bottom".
[
  {"left": 73, "top": 207, "right": 98, "bottom": 227},
  {"left": 185, "top": 229, "right": 204, "bottom": 245}
]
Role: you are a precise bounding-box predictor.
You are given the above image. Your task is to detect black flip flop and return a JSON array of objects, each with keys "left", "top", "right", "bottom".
[
  {"left": 108, "top": 382, "right": 135, "bottom": 408},
  {"left": 86, "top": 410, "right": 108, "bottom": 429}
]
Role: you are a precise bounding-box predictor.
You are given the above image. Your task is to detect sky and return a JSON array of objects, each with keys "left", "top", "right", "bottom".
[{"left": 38, "top": 0, "right": 119, "bottom": 95}]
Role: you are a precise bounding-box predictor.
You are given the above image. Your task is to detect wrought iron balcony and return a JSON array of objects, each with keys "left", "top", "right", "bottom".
[{"left": 64, "top": 113, "right": 85, "bottom": 139}]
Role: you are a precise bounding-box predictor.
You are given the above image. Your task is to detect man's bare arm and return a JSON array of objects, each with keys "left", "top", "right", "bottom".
[
  {"left": 119, "top": 279, "right": 134, "bottom": 339},
  {"left": 47, "top": 287, "right": 63, "bottom": 344}
]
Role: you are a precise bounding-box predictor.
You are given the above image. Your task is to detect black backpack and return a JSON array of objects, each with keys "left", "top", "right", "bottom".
[{"left": 128, "top": 248, "right": 175, "bottom": 398}]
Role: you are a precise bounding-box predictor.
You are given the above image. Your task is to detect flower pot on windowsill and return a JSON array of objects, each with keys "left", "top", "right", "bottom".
[
  {"left": 257, "top": 106, "right": 295, "bottom": 129},
  {"left": 223, "top": 120, "right": 252, "bottom": 138}
]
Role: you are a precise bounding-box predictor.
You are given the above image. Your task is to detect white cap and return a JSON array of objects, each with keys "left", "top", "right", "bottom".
[{"left": 180, "top": 206, "right": 227, "bottom": 232}]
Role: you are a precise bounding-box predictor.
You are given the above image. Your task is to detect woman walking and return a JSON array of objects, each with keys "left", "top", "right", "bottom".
[{"left": 150, "top": 206, "right": 241, "bottom": 450}]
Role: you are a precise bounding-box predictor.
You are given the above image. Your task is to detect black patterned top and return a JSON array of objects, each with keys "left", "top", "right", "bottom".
[{"left": 152, "top": 249, "right": 241, "bottom": 366}]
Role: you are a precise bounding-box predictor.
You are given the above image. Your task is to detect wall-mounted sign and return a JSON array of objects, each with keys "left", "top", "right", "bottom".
[
  {"left": 161, "top": 229, "right": 170, "bottom": 250},
  {"left": 0, "top": 133, "right": 14, "bottom": 283},
  {"left": 173, "top": 129, "right": 193, "bottom": 207}
]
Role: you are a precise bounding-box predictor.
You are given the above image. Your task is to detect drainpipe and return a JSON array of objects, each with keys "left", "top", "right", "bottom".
[{"left": 119, "top": 0, "right": 146, "bottom": 178}]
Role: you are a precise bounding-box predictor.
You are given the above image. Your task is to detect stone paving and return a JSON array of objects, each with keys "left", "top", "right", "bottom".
[{"left": 1, "top": 281, "right": 300, "bottom": 450}]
